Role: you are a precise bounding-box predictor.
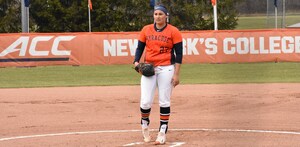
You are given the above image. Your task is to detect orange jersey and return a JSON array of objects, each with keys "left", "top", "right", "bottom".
[{"left": 139, "top": 24, "right": 182, "bottom": 66}]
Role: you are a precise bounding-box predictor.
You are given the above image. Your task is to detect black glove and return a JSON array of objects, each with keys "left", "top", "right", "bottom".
[{"left": 134, "top": 63, "right": 155, "bottom": 77}]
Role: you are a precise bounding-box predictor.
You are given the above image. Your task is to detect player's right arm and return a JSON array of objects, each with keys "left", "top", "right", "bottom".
[
  {"left": 133, "top": 26, "right": 148, "bottom": 66},
  {"left": 133, "top": 41, "right": 146, "bottom": 66}
]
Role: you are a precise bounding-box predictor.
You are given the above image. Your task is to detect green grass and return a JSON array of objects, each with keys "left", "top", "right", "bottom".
[
  {"left": 1, "top": 62, "right": 300, "bottom": 88},
  {"left": 236, "top": 16, "right": 267, "bottom": 30},
  {"left": 181, "top": 62, "right": 300, "bottom": 84},
  {"left": 0, "top": 65, "right": 141, "bottom": 88},
  {"left": 236, "top": 15, "right": 300, "bottom": 30}
]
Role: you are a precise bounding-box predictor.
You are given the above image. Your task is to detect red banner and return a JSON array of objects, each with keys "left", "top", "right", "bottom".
[{"left": 1, "top": 29, "right": 300, "bottom": 67}]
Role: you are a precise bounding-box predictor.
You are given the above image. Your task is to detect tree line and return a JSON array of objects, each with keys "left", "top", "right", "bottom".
[{"left": 0, "top": 0, "right": 240, "bottom": 33}]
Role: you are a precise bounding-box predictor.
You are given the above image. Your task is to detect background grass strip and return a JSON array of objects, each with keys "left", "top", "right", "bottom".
[{"left": 1, "top": 62, "right": 300, "bottom": 88}]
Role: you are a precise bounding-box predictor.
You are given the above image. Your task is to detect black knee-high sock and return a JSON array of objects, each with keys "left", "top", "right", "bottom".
[
  {"left": 140, "top": 107, "right": 151, "bottom": 126},
  {"left": 159, "top": 107, "right": 170, "bottom": 133}
]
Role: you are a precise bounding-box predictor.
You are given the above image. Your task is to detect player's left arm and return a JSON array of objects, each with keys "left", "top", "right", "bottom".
[
  {"left": 172, "top": 41, "right": 183, "bottom": 87},
  {"left": 171, "top": 27, "right": 183, "bottom": 87}
]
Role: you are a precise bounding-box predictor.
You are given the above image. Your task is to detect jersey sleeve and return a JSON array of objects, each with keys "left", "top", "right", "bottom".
[
  {"left": 172, "top": 27, "right": 183, "bottom": 44},
  {"left": 138, "top": 26, "right": 148, "bottom": 43}
]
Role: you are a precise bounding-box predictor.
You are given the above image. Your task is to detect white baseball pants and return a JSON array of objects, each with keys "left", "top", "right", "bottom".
[{"left": 140, "top": 65, "right": 174, "bottom": 109}]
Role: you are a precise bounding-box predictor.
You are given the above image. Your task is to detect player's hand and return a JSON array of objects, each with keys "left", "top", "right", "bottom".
[
  {"left": 134, "top": 62, "right": 139, "bottom": 67},
  {"left": 171, "top": 75, "right": 180, "bottom": 87},
  {"left": 133, "top": 62, "right": 142, "bottom": 75}
]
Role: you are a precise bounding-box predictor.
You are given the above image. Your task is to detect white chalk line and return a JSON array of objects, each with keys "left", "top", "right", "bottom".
[
  {"left": 1, "top": 128, "right": 300, "bottom": 142},
  {"left": 122, "top": 141, "right": 186, "bottom": 147}
]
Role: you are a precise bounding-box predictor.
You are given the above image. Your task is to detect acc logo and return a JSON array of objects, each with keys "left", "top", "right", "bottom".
[{"left": 0, "top": 36, "right": 76, "bottom": 57}]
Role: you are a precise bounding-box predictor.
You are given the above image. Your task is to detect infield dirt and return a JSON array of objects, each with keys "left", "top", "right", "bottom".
[{"left": 1, "top": 83, "right": 300, "bottom": 146}]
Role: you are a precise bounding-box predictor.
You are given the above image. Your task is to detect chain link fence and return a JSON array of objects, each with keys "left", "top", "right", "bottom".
[{"left": 236, "top": 0, "right": 300, "bottom": 29}]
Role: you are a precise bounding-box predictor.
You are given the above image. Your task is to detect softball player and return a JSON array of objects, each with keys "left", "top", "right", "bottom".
[{"left": 133, "top": 4, "right": 183, "bottom": 145}]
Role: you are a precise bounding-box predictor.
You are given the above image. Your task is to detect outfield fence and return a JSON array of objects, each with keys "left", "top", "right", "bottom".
[{"left": 1, "top": 29, "right": 300, "bottom": 67}]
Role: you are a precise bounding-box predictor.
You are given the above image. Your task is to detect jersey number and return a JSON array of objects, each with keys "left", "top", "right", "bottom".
[{"left": 160, "top": 46, "right": 169, "bottom": 53}]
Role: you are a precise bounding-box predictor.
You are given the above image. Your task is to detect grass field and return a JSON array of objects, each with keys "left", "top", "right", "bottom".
[
  {"left": 236, "top": 15, "right": 300, "bottom": 30},
  {"left": 1, "top": 62, "right": 300, "bottom": 88}
]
